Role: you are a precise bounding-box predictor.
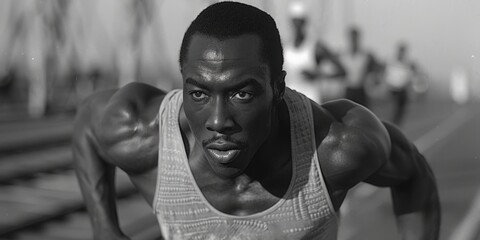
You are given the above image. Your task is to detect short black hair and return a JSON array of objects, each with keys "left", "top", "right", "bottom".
[{"left": 179, "top": 1, "right": 284, "bottom": 80}]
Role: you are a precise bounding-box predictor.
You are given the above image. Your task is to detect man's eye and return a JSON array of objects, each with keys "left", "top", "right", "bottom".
[
  {"left": 190, "top": 91, "right": 208, "bottom": 101},
  {"left": 232, "top": 91, "right": 253, "bottom": 101}
]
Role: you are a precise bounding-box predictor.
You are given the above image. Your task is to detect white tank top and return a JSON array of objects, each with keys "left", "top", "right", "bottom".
[
  {"left": 340, "top": 52, "right": 369, "bottom": 88},
  {"left": 385, "top": 60, "right": 412, "bottom": 90},
  {"left": 153, "top": 88, "right": 338, "bottom": 240},
  {"left": 284, "top": 42, "right": 322, "bottom": 103}
]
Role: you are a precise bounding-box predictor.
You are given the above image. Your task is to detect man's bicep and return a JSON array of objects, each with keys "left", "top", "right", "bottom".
[
  {"left": 72, "top": 125, "right": 113, "bottom": 188},
  {"left": 364, "top": 121, "right": 417, "bottom": 187},
  {"left": 370, "top": 122, "right": 439, "bottom": 216},
  {"left": 72, "top": 100, "right": 118, "bottom": 207},
  {"left": 72, "top": 99, "right": 128, "bottom": 238},
  {"left": 72, "top": 94, "right": 115, "bottom": 184}
]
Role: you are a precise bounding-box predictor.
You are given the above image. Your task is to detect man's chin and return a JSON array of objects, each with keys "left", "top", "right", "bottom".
[{"left": 208, "top": 161, "right": 245, "bottom": 179}]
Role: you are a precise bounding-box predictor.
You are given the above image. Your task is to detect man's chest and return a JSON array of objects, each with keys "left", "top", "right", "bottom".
[{"left": 200, "top": 180, "right": 284, "bottom": 216}]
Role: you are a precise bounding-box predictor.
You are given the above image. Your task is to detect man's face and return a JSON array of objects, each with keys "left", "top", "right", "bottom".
[
  {"left": 182, "top": 34, "right": 277, "bottom": 178},
  {"left": 291, "top": 17, "right": 307, "bottom": 35}
]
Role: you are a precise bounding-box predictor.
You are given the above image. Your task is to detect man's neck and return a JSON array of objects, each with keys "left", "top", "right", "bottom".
[
  {"left": 294, "top": 34, "right": 306, "bottom": 48},
  {"left": 350, "top": 46, "right": 361, "bottom": 55},
  {"left": 244, "top": 100, "right": 290, "bottom": 182}
]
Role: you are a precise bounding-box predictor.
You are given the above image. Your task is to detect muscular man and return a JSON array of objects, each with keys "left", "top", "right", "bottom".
[{"left": 73, "top": 2, "right": 440, "bottom": 239}]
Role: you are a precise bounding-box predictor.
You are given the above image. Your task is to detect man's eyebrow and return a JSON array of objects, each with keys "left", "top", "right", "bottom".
[
  {"left": 185, "top": 78, "right": 264, "bottom": 90},
  {"left": 230, "top": 78, "right": 264, "bottom": 90},
  {"left": 185, "top": 78, "right": 207, "bottom": 89}
]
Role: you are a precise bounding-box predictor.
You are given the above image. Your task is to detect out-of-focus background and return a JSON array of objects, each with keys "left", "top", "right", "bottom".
[{"left": 0, "top": 0, "right": 479, "bottom": 239}]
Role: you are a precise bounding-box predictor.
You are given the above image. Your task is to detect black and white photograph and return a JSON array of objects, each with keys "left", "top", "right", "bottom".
[{"left": 0, "top": 0, "right": 478, "bottom": 239}]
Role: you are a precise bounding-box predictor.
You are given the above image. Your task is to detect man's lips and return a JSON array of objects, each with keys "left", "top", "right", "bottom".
[
  {"left": 204, "top": 138, "right": 246, "bottom": 164},
  {"left": 205, "top": 140, "right": 243, "bottom": 150},
  {"left": 206, "top": 149, "right": 242, "bottom": 164}
]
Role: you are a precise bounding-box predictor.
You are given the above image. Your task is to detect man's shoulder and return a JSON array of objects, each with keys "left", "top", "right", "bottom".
[
  {"left": 313, "top": 99, "right": 390, "bottom": 195},
  {"left": 73, "top": 88, "right": 116, "bottom": 133},
  {"left": 312, "top": 99, "right": 370, "bottom": 145},
  {"left": 76, "top": 83, "right": 166, "bottom": 122},
  {"left": 319, "top": 99, "right": 382, "bottom": 129},
  {"left": 74, "top": 82, "right": 169, "bottom": 144},
  {"left": 72, "top": 82, "right": 171, "bottom": 172},
  {"left": 313, "top": 99, "right": 389, "bottom": 166}
]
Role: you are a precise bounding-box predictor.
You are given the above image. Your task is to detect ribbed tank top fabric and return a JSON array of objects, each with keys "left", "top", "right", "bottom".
[{"left": 153, "top": 88, "right": 338, "bottom": 240}]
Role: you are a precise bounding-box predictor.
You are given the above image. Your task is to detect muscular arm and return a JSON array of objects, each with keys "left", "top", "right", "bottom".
[
  {"left": 72, "top": 90, "right": 130, "bottom": 240},
  {"left": 321, "top": 99, "right": 440, "bottom": 240},
  {"left": 72, "top": 83, "right": 165, "bottom": 240},
  {"left": 380, "top": 122, "right": 440, "bottom": 240}
]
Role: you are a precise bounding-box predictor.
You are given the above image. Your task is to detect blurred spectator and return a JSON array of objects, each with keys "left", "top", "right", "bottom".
[
  {"left": 283, "top": 2, "right": 344, "bottom": 104},
  {"left": 450, "top": 67, "right": 470, "bottom": 104},
  {"left": 7, "top": 0, "right": 50, "bottom": 118},
  {"left": 337, "top": 26, "right": 380, "bottom": 108},
  {"left": 384, "top": 42, "right": 418, "bottom": 125},
  {"left": 1, "top": 0, "right": 74, "bottom": 117},
  {"left": 410, "top": 63, "right": 430, "bottom": 101}
]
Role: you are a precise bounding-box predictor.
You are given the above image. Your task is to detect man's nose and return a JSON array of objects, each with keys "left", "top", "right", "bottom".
[{"left": 205, "top": 99, "right": 235, "bottom": 134}]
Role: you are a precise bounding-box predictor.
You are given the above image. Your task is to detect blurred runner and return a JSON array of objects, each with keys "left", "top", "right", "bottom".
[
  {"left": 6, "top": 0, "right": 50, "bottom": 118},
  {"left": 284, "top": 2, "right": 344, "bottom": 104},
  {"left": 338, "top": 26, "right": 380, "bottom": 108},
  {"left": 384, "top": 42, "right": 418, "bottom": 125},
  {"left": 450, "top": 67, "right": 470, "bottom": 105}
]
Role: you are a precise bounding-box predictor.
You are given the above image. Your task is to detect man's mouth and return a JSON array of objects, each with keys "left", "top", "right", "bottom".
[{"left": 206, "top": 149, "right": 242, "bottom": 164}]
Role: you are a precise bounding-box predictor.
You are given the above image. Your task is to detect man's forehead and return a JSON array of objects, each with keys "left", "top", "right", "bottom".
[
  {"left": 203, "top": 49, "right": 225, "bottom": 61},
  {"left": 186, "top": 34, "right": 263, "bottom": 62}
]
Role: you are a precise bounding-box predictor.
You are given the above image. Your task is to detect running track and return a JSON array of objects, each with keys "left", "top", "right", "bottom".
[{"left": 339, "top": 98, "right": 480, "bottom": 240}]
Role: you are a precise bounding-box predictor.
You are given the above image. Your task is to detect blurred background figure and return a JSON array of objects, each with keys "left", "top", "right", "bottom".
[
  {"left": 383, "top": 42, "right": 417, "bottom": 125},
  {"left": 283, "top": 1, "right": 344, "bottom": 104},
  {"left": 337, "top": 26, "right": 379, "bottom": 108},
  {"left": 283, "top": 1, "right": 321, "bottom": 103},
  {"left": 410, "top": 62, "right": 430, "bottom": 102},
  {"left": 5, "top": 0, "right": 50, "bottom": 118},
  {"left": 449, "top": 67, "right": 470, "bottom": 105}
]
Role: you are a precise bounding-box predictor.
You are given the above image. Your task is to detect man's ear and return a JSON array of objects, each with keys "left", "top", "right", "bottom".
[{"left": 273, "top": 70, "right": 287, "bottom": 104}]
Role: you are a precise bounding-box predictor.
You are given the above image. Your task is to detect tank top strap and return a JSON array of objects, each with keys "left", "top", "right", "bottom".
[
  {"left": 283, "top": 87, "right": 337, "bottom": 221},
  {"left": 153, "top": 89, "right": 184, "bottom": 214}
]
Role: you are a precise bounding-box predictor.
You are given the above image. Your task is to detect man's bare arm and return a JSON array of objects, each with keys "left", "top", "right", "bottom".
[
  {"left": 72, "top": 91, "right": 130, "bottom": 240},
  {"left": 322, "top": 100, "right": 440, "bottom": 239},
  {"left": 378, "top": 122, "right": 440, "bottom": 240}
]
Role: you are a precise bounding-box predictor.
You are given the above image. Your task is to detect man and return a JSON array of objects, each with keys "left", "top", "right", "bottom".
[
  {"left": 73, "top": 2, "right": 440, "bottom": 239},
  {"left": 384, "top": 42, "right": 417, "bottom": 125},
  {"left": 283, "top": 2, "right": 345, "bottom": 104},
  {"left": 338, "top": 27, "right": 380, "bottom": 108}
]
